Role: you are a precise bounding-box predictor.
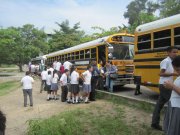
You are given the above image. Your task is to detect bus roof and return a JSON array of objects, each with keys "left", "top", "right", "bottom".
[
  {"left": 46, "top": 33, "right": 133, "bottom": 58},
  {"left": 135, "top": 14, "right": 180, "bottom": 33}
]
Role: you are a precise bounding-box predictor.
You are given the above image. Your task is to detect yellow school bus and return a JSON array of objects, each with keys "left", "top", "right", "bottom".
[
  {"left": 134, "top": 14, "right": 180, "bottom": 93},
  {"left": 46, "top": 33, "right": 134, "bottom": 89}
]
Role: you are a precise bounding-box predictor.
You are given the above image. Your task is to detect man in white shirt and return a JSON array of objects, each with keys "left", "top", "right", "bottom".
[
  {"left": 40, "top": 67, "right": 47, "bottom": 93},
  {"left": 21, "top": 71, "right": 34, "bottom": 107},
  {"left": 63, "top": 61, "right": 72, "bottom": 70},
  {"left": 151, "top": 46, "right": 178, "bottom": 130}
]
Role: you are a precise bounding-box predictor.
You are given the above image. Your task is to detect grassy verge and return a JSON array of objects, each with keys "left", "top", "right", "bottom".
[
  {"left": 96, "top": 91, "right": 156, "bottom": 113},
  {"left": 0, "top": 81, "right": 20, "bottom": 96},
  {"left": 27, "top": 102, "right": 163, "bottom": 135},
  {"left": 0, "top": 64, "right": 17, "bottom": 68}
]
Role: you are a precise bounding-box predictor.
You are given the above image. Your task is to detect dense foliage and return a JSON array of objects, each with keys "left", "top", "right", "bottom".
[{"left": 0, "top": 0, "right": 179, "bottom": 71}]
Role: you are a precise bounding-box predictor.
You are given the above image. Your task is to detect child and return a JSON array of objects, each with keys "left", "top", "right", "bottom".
[
  {"left": 40, "top": 67, "right": 47, "bottom": 93},
  {"left": 60, "top": 69, "right": 69, "bottom": 102},
  {"left": 164, "top": 55, "right": 180, "bottom": 135},
  {"left": 81, "top": 65, "right": 93, "bottom": 103},
  {"left": 46, "top": 70, "right": 52, "bottom": 101},
  {"left": 70, "top": 66, "right": 80, "bottom": 104},
  {"left": 51, "top": 70, "right": 59, "bottom": 100}
]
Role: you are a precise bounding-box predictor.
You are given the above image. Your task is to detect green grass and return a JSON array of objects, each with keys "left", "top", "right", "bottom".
[
  {"left": 27, "top": 103, "right": 163, "bottom": 135},
  {"left": 0, "top": 81, "right": 20, "bottom": 96},
  {"left": 0, "top": 64, "right": 17, "bottom": 68},
  {"left": 96, "top": 91, "right": 166, "bottom": 113}
]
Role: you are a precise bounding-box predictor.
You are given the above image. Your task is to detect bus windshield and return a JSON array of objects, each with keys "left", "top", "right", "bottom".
[{"left": 111, "top": 44, "right": 134, "bottom": 60}]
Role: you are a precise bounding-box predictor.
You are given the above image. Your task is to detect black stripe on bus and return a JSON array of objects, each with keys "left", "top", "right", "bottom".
[
  {"left": 135, "top": 49, "right": 165, "bottom": 54},
  {"left": 135, "top": 65, "right": 160, "bottom": 69},
  {"left": 135, "top": 46, "right": 180, "bottom": 54},
  {"left": 141, "top": 83, "right": 159, "bottom": 88},
  {"left": 134, "top": 58, "right": 164, "bottom": 62}
]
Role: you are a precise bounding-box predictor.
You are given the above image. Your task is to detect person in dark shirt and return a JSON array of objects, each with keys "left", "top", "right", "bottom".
[{"left": 89, "top": 61, "right": 100, "bottom": 101}]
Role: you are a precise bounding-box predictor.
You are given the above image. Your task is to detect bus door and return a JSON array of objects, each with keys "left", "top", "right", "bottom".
[{"left": 98, "top": 45, "right": 106, "bottom": 65}]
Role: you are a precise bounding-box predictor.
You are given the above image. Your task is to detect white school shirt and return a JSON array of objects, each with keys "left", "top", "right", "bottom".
[
  {"left": 47, "top": 68, "right": 54, "bottom": 76},
  {"left": 41, "top": 70, "right": 47, "bottom": 80},
  {"left": 55, "top": 62, "right": 61, "bottom": 71},
  {"left": 70, "top": 71, "right": 79, "bottom": 84},
  {"left": 52, "top": 73, "right": 59, "bottom": 83},
  {"left": 170, "top": 76, "right": 180, "bottom": 108},
  {"left": 53, "top": 61, "right": 57, "bottom": 69},
  {"left": 159, "top": 57, "right": 174, "bottom": 84},
  {"left": 82, "top": 70, "right": 92, "bottom": 85},
  {"left": 63, "top": 61, "right": 72, "bottom": 70},
  {"left": 60, "top": 73, "right": 67, "bottom": 86},
  {"left": 21, "top": 76, "right": 34, "bottom": 89},
  {"left": 31, "top": 64, "right": 35, "bottom": 72},
  {"left": 46, "top": 74, "right": 52, "bottom": 85}
]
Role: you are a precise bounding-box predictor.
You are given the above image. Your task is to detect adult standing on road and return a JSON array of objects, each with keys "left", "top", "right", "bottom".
[
  {"left": 151, "top": 46, "right": 178, "bottom": 130},
  {"left": 104, "top": 61, "right": 117, "bottom": 92},
  {"left": 90, "top": 61, "right": 100, "bottom": 101},
  {"left": 21, "top": 71, "right": 34, "bottom": 107}
]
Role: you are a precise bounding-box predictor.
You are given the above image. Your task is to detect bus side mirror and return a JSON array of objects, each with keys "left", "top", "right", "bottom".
[{"left": 108, "top": 53, "right": 113, "bottom": 59}]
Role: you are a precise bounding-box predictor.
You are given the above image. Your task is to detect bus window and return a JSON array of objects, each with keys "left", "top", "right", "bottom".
[
  {"left": 85, "top": 49, "right": 90, "bottom": 59},
  {"left": 91, "top": 48, "right": 96, "bottom": 59},
  {"left": 76, "top": 51, "right": 79, "bottom": 60},
  {"left": 111, "top": 44, "right": 134, "bottom": 60},
  {"left": 80, "top": 50, "right": 84, "bottom": 59},
  {"left": 62, "top": 55, "right": 64, "bottom": 61},
  {"left": 68, "top": 53, "right": 70, "bottom": 60},
  {"left": 137, "top": 34, "right": 151, "bottom": 50},
  {"left": 154, "top": 29, "right": 171, "bottom": 48},
  {"left": 71, "top": 52, "right": 75, "bottom": 60},
  {"left": 59, "top": 55, "right": 62, "bottom": 61},
  {"left": 174, "top": 27, "right": 180, "bottom": 46}
]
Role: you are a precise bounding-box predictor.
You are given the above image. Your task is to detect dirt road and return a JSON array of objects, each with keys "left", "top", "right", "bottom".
[
  {"left": 0, "top": 79, "right": 98, "bottom": 135},
  {"left": 0, "top": 77, "right": 157, "bottom": 135}
]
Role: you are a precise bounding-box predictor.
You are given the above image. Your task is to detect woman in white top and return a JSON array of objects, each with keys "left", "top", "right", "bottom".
[
  {"left": 164, "top": 55, "right": 180, "bottom": 135},
  {"left": 70, "top": 66, "right": 79, "bottom": 104},
  {"left": 50, "top": 70, "right": 59, "bottom": 100}
]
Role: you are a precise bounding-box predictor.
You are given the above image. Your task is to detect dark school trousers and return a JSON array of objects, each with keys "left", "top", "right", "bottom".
[
  {"left": 61, "top": 86, "right": 68, "bottom": 102},
  {"left": 23, "top": 89, "right": 33, "bottom": 107},
  {"left": 152, "top": 84, "right": 172, "bottom": 125},
  {"left": 89, "top": 76, "right": 98, "bottom": 101}
]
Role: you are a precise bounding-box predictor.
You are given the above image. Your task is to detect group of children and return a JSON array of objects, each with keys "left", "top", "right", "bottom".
[{"left": 41, "top": 63, "right": 94, "bottom": 104}]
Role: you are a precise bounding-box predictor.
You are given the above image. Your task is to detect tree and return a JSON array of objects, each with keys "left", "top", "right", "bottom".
[
  {"left": 124, "top": 0, "right": 159, "bottom": 33},
  {"left": 159, "top": 0, "right": 180, "bottom": 18},
  {"left": 49, "top": 20, "right": 85, "bottom": 52},
  {"left": 0, "top": 24, "right": 49, "bottom": 71}
]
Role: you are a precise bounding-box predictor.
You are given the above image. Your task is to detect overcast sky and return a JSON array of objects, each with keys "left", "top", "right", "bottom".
[{"left": 0, "top": 0, "right": 133, "bottom": 34}]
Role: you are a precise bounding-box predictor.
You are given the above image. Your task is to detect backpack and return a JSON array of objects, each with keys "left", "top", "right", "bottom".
[{"left": 60, "top": 65, "right": 65, "bottom": 74}]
